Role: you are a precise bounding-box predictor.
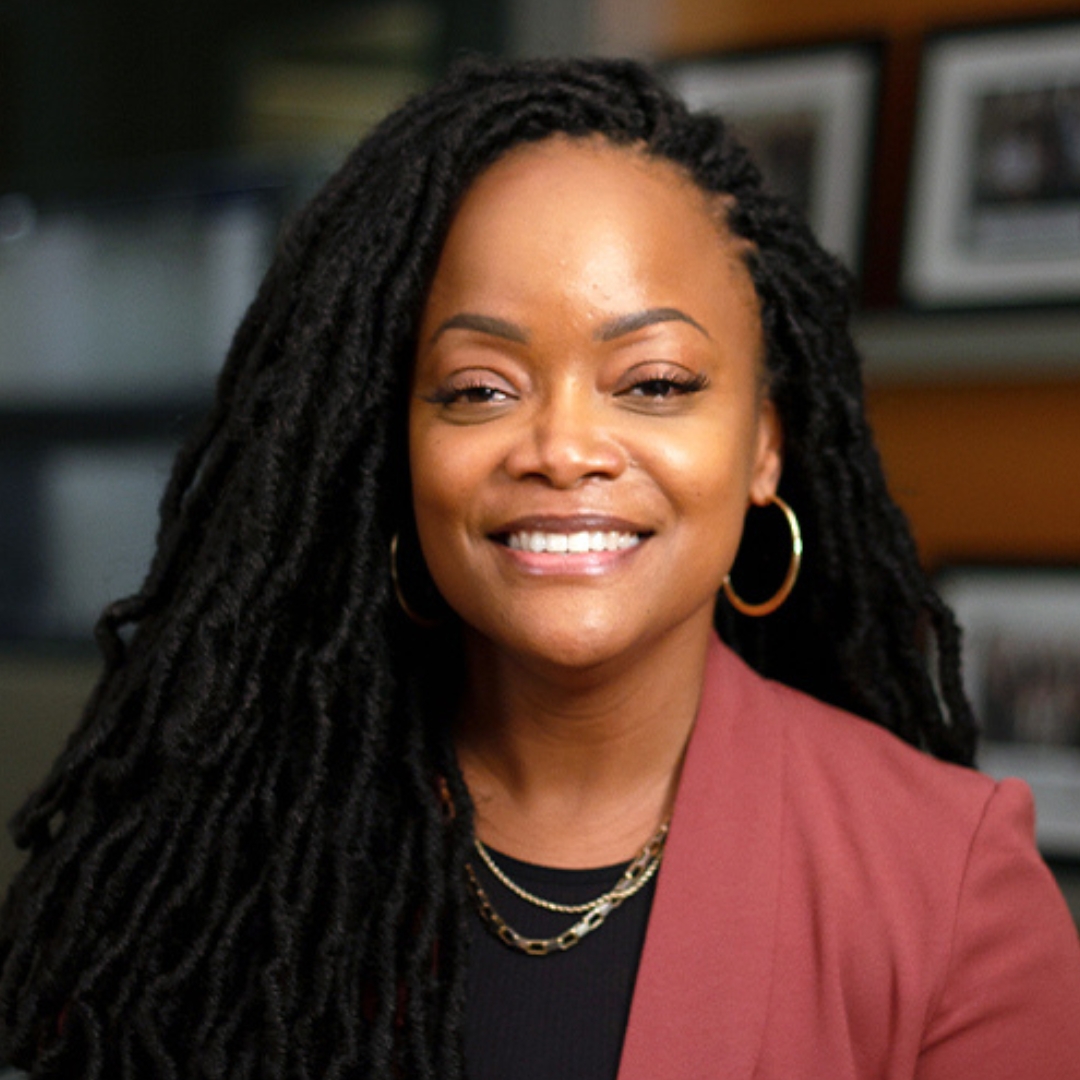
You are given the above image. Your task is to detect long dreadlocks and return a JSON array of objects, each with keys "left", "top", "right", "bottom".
[{"left": 0, "top": 55, "right": 976, "bottom": 1079}]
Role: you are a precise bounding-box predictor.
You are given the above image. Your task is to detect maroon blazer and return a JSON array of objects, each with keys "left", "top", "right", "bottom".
[{"left": 618, "top": 636, "right": 1080, "bottom": 1080}]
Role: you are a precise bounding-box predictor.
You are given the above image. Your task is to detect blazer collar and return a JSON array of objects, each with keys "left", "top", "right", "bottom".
[{"left": 617, "top": 634, "right": 784, "bottom": 1080}]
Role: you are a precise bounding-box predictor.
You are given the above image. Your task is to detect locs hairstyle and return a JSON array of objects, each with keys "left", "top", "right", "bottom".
[{"left": 0, "top": 55, "right": 976, "bottom": 1079}]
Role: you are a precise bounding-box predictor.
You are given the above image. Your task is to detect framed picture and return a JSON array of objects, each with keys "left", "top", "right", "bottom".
[
  {"left": 937, "top": 566, "right": 1080, "bottom": 857},
  {"left": 667, "top": 44, "right": 880, "bottom": 274},
  {"left": 904, "top": 22, "right": 1080, "bottom": 307}
]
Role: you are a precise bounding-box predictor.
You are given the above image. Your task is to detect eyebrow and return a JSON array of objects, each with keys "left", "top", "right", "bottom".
[
  {"left": 428, "top": 313, "right": 530, "bottom": 345},
  {"left": 595, "top": 308, "right": 711, "bottom": 342},
  {"left": 427, "top": 306, "right": 711, "bottom": 347}
]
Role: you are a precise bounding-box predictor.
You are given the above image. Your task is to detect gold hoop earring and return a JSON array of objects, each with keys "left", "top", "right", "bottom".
[
  {"left": 390, "top": 533, "right": 440, "bottom": 628},
  {"left": 722, "top": 494, "right": 802, "bottom": 617}
]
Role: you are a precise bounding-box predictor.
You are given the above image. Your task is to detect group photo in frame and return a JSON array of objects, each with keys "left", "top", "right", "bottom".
[
  {"left": 937, "top": 566, "right": 1080, "bottom": 858},
  {"left": 666, "top": 43, "right": 880, "bottom": 276},
  {"left": 904, "top": 21, "right": 1080, "bottom": 307}
]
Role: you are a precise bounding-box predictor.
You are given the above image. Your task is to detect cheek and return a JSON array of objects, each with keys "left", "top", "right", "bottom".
[
  {"left": 659, "top": 422, "right": 757, "bottom": 509},
  {"left": 658, "top": 424, "right": 760, "bottom": 564},
  {"left": 409, "top": 421, "right": 444, "bottom": 532},
  {"left": 408, "top": 425, "right": 490, "bottom": 602},
  {"left": 410, "top": 438, "right": 458, "bottom": 533}
]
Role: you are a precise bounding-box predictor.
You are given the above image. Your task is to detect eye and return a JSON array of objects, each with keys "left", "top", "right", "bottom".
[
  {"left": 619, "top": 370, "right": 709, "bottom": 401},
  {"left": 442, "top": 384, "right": 510, "bottom": 405},
  {"left": 626, "top": 375, "right": 707, "bottom": 398},
  {"left": 421, "top": 372, "right": 518, "bottom": 410}
]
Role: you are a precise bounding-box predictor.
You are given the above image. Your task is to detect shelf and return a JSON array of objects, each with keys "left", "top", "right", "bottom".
[{"left": 854, "top": 309, "right": 1080, "bottom": 383}]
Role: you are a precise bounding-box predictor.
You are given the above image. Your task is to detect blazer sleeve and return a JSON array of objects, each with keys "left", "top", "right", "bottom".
[{"left": 917, "top": 777, "right": 1080, "bottom": 1080}]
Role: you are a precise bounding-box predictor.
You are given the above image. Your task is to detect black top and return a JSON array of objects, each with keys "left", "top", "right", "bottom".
[{"left": 464, "top": 847, "right": 656, "bottom": 1080}]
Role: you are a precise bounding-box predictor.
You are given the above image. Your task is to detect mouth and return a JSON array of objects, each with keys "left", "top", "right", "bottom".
[
  {"left": 491, "top": 515, "right": 650, "bottom": 557},
  {"left": 503, "top": 529, "right": 642, "bottom": 554}
]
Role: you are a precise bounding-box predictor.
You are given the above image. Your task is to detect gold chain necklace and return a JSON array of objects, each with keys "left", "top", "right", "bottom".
[{"left": 466, "top": 821, "right": 669, "bottom": 956}]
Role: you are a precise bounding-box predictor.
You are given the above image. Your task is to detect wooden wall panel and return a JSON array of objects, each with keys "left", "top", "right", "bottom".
[
  {"left": 867, "top": 380, "right": 1080, "bottom": 567},
  {"left": 664, "top": 0, "right": 1080, "bottom": 52}
]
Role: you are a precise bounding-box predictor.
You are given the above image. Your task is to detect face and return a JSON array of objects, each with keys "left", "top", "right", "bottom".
[{"left": 409, "top": 137, "right": 782, "bottom": 672}]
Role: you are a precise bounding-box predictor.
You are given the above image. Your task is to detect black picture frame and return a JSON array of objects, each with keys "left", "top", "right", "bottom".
[{"left": 666, "top": 42, "right": 881, "bottom": 275}]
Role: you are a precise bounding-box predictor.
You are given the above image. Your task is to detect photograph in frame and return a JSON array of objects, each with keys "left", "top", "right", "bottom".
[
  {"left": 904, "top": 21, "right": 1080, "bottom": 306},
  {"left": 938, "top": 566, "right": 1080, "bottom": 857},
  {"left": 666, "top": 44, "right": 880, "bottom": 275}
]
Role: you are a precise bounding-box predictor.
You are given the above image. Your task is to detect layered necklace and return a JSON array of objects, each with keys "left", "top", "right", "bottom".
[{"left": 465, "top": 820, "right": 669, "bottom": 956}]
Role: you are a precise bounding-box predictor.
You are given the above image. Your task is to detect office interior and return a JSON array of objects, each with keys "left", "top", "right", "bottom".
[{"left": 2, "top": 0, "right": 1080, "bottom": 917}]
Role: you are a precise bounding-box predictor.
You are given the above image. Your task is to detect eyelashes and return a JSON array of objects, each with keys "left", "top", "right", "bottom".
[
  {"left": 422, "top": 369, "right": 709, "bottom": 410},
  {"left": 621, "top": 373, "right": 709, "bottom": 399},
  {"left": 422, "top": 382, "right": 512, "bottom": 406}
]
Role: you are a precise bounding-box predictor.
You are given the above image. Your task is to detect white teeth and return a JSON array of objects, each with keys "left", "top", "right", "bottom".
[{"left": 506, "top": 530, "right": 641, "bottom": 553}]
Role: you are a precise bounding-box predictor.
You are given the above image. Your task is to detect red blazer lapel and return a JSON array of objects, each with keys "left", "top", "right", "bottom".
[{"left": 618, "top": 636, "right": 784, "bottom": 1080}]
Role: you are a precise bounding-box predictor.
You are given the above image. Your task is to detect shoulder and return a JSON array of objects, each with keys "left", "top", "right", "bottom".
[
  {"left": 673, "top": 637, "right": 1080, "bottom": 1073},
  {"left": 646, "top": 638, "right": 1080, "bottom": 1076},
  {"left": 698, "top": 637, "right": 1056, "bottom": 948},
  {"left": 710, "top": 639, "right": 997, "bottom": 846},
  {"left": 760, "top": 669, "right": 1050, "bottom": 918},
  {"left": 721, "top": 642, "right": 1080, "bottom": 1062}
]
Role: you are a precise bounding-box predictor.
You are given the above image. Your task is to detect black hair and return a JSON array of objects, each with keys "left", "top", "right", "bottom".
[{"left": 0, "top": 54, "right": 975, "bottom": 1079}]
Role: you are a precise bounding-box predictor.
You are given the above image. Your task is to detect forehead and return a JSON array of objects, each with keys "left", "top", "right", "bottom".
[
  {"left": 422, "top": 136, "right": 760, "bottom": 340},
  {"left": 449, "top": 135, "right": 731, "bottom": 255}
]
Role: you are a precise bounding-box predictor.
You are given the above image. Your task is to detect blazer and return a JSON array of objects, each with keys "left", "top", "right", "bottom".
[{"left": 618, "top": 635, "right": 1080, "bottom": 1080}]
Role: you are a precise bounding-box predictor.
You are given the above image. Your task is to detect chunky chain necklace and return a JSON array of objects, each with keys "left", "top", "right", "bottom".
[{"left": 466, "top": 821, "right": 669, "bottom": 956}]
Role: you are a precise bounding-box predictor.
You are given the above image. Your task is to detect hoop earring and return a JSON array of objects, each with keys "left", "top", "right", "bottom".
[
  {"left": 390, "top": 532, "right": 440, "bottom": 628},
  {"left": 722, "top": 494, "right": 802, "bottom": 617}
]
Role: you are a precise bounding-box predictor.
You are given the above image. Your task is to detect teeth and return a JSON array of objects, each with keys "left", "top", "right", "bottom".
[{"left": 506, "top": 530, "right": 641, "bottom": 553}]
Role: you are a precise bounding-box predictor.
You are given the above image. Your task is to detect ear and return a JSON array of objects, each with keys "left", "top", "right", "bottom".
[{"left": 749, "top": 396, "right": 783, "bottom": 505}]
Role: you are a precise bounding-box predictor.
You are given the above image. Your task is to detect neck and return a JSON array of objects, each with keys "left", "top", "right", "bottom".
[{"left": 455, "top": 621, "right": 712, "bottom": 868}]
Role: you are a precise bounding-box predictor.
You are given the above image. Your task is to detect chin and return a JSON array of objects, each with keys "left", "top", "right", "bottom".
[
  {"left": 528, "top": 633, "right": 627, "bottom": 672},
  {"left": 460, "top": 608, "right": 626, "bottom": 673},
  {"left": 496, "top": 610, "right": 686, "bottom": 677}
]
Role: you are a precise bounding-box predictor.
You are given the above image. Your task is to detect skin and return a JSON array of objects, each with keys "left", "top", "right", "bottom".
[{"left": 409, "top": 137, "right": 782, "bottom": 866}]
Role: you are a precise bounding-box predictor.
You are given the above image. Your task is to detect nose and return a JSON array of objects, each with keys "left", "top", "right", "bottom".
[{"left": 504, "top": 382, "right": 628, "bottom": 488}]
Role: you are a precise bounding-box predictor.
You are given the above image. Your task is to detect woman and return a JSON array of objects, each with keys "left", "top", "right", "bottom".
[{"left": 2, "top": 56, "right": 1078, "bottom": 1080}]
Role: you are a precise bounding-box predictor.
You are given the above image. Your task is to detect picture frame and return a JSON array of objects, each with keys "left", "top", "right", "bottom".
[
  {"left": 937, "top": 566, "right": 1080, "bottom": 857},
  {"left": 667, "top": 43, "right": 881, "bottom": 275},
  {"left": 904, "top": 21, "right": 1080, "bottom": 307}
]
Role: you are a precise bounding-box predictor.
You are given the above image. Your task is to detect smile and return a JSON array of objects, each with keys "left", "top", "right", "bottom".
[{"left": 504, "top": 530, "right": 642, "bottom": 554}]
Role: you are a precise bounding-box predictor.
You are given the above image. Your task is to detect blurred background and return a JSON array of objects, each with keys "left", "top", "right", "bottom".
[{"left": 2, "top": 0, "right": 1080, "bottom": 914}]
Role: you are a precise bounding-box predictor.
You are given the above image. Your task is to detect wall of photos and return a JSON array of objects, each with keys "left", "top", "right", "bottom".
[
  {"left": 661, "top": 0, "right": 1080, "bottom": 900},
  {"left": 660, "top": 0, "right": 1080, "bottom": 565}
]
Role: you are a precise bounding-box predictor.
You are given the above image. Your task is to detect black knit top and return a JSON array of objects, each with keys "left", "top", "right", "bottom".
[{"left": 464, "top": 847, "right": 657, "bottom": 1080}]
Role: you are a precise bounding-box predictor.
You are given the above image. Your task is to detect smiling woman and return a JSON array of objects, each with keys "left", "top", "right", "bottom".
[
  {"left": 1, "top": 56, "right": 1079, "bottom": 1080},
  {"left": 410, "top": 137, "right": 779, "bottom": 688}
]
